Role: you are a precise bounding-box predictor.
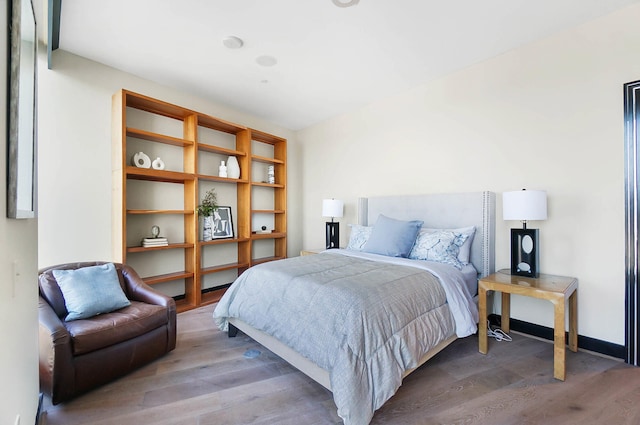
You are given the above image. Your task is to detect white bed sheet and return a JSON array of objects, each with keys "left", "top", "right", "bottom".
[{"left": 460, "top": 263, "right": 479, "bottom": 296}]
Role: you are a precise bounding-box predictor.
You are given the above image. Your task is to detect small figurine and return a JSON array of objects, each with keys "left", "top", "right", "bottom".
[
  {"left": 132, "top": 152, "right": 151, "bottom": 168},
  {"left": 152, "top": 157, "right": 165, "bottom": 170}
]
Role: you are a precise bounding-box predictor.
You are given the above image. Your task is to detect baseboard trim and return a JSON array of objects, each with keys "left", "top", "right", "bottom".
[
  {"left": 488, "top": 314, "right": 625, "bottom": 360},
  {"left": 173, "top": 283, "right": 233, "bottom": 301}
]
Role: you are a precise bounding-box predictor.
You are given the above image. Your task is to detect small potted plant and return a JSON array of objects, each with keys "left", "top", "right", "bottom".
[{"left": 198, "top": 189, "right": 218, "bottom": 241}]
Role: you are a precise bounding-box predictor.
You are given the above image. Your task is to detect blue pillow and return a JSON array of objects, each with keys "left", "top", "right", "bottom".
[
  {"left": 362, "top": 214, "right": 423, "bottom": 257},
  {"left": 53, "top": 263, "right": 131, "bottom": 321}
]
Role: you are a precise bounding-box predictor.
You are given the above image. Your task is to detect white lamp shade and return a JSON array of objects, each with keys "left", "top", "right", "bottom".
[
  {"left": 503, "top": 190, "right": 547, "bottom": 221},
  {"left": 322, "top": 199, "right": 344, "bottom": 218}
]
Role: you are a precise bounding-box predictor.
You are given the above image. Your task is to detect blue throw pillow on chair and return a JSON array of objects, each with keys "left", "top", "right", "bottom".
[{"left": 53, "top": 263, "right": 131, "bottom": 321}]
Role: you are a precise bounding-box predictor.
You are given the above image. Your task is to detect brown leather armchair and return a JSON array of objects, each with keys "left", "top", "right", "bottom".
[{"left": 38, "top": 262, "right": 176, "bottom": 404}]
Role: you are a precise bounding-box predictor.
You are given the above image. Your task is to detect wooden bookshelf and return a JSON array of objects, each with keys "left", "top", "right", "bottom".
[{"left": 112, "top": 89, "right": 287, "bottom": 312}]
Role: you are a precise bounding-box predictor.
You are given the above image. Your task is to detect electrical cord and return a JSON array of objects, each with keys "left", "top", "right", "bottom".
[{"left": 487, "top": 320, "right": 512, "bottom": 342}]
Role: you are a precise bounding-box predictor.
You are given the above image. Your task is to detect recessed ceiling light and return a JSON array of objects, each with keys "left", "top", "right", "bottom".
[
  {"left": 222, "top": 36, "right": 244, "bottom": 49},
  {"left": 332, "top": 0, "right": 359, "bottom": 7},
  {"left": 256, "top": 55, "right": 278, "bottom": 67}
]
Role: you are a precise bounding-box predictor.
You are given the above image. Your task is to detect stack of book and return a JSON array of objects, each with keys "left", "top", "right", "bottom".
[{"left": 142, "top": 237, "right": 168, "bottom": 248}]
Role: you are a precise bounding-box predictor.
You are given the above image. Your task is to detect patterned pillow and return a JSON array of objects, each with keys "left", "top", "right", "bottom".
[
  {"left": 421, "top": 226, "right": 476, "bottom": 264},
  {"left": 409, "top": 230, "right": 470, "bottom": 269},
  {"left": 346, "top": 224, "right": 373, "bottom": 251}
]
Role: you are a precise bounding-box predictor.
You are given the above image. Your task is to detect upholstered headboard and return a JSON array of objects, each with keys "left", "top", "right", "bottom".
[{"left": 357, "top": 191, "right": 496, "bottom": 277}]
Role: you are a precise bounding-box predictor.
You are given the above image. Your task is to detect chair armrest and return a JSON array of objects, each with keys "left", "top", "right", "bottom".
[
  {"left": 121, "top": 265, "right": 173, "bottom": 307},
  {"left": 38, "top": 296, "right": 74, "bottom": 404},
  {"left": 120, "top": 264, "right": 177, "bottom": 351},
  {"left": 38, "top": 297, "right": 70, "bottom": 342}
]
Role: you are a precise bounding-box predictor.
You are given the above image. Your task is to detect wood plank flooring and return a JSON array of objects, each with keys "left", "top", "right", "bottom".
[{"left": 42, "top": 304, "right": 640, "bottom": 425}]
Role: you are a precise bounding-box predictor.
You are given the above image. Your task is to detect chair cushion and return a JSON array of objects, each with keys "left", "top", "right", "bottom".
[
  {"left": 64, "top": 301, "right": 168, "bottom": 355},
  {"left": 52, "top": 263, "right": 131, "bottom": 321}
]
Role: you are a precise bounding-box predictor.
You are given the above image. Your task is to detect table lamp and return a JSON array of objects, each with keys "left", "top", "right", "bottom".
[
  {"left": 322, "top": 199, "right": 344, "bottom": 249},
  {"left": 503, "top": 189, "right": 547, "bottom": 277}
]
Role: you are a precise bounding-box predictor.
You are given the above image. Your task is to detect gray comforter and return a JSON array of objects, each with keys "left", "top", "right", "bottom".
[{"left": 214, "top": 251, "right": 472, "bottom": 425}]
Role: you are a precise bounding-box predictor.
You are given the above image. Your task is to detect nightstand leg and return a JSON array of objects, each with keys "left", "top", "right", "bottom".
[
  {"left": 553, "top": 298, "right": 566, "bottom": 381},
  {"left": 479, "top": 286, "right": 488, "bottom": 354},
  {"left": 501, "top": 292, "right": 511, "bottom": 333},
  {"left": 569, "top": 290, "right": 578, "bottom": 352}
]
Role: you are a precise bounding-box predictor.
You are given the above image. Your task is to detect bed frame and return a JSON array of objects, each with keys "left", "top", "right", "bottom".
[{"left": 228, "top": 191, "right": 496, "bottom": 391}]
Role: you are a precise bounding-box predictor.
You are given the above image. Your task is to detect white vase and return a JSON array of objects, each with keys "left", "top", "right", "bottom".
[
  {"left": 152, "top": 157, "right": 165, "bottom": 170},
  {"left": 227, "top": 156, "right": 240, "bottom": 179},
  {"left": 132, "top": 152, "right": 151, "bottom": 168},
  {"left": 202, "top": 216, "right": 214, "bottom": 241},
  {"left": 218, "top": 160, "right": 227, "bottom": 177}
]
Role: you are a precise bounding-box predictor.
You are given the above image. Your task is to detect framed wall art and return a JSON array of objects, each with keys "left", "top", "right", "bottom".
[
  {"left": 7, "top": 0, "right": 37, "bottom": 219},
  {"left": 212, "top": 206, "right": 234, "bottom": 240}
]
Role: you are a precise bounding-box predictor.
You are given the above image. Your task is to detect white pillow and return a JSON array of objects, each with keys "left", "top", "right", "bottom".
[
  {"left": 420, "top": 226, "right": 476, "bottom": 264},
  {"left": 409, "top": 230, "right": 469, "bottom": 269},
  {"left": 346, "top": 224, "right": 373, "bottom": 251}
]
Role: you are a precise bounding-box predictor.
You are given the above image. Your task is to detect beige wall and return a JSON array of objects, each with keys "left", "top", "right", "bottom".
[
  {"left": 298, "top": 4, "right": 640, "bottom": 345},
  {"left": 35, "top": 2, "right": 640, "bottom": 351},
  {"left": 0, "top": 1, "right": 39, "bottom": 424},
  {"left": 38, "top": 50, "right": 302, "bottom": 268}
]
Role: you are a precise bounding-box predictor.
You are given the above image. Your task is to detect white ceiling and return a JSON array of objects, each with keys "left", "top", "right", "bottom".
[{"left": 59, "top": 0, "right": 639, "bottom": 130}]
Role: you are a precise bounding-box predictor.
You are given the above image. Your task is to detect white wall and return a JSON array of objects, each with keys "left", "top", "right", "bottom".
[
  {"left": 298, "top": 4, "right": 640, "bottom": 345},
  {"left": 38, "top": 50, "right": 302, "bottom": 268},
  {"left": 0, "top": 1, "right": 39, "bottom": 424}
]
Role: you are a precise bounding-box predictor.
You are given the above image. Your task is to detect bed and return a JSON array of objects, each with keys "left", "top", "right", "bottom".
[{"left": 214, "top": 191, "right": 496, "bottom": 425}]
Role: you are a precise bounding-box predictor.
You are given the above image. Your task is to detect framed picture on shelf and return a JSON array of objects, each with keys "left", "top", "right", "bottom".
[{"left": 212, "top": 206, "right": 234, "bottom": 239}]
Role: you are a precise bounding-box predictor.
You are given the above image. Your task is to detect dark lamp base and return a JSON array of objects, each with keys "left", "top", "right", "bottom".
[
  {"left": 510, "top": 228, "right": 540, "bottom": 277},
  {"left": 326, "top": 222, "right": 340, "bottom": 249}
]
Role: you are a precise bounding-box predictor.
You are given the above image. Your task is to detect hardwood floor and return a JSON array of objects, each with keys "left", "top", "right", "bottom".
[{"left": 42, "top": 304, "right": 640, "bottom": 425}]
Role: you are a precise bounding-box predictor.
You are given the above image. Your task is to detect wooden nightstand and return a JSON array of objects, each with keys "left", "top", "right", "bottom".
[
  {"left": 478, "top": 270, "right": 578, "bottom": 381},
  {"left": 300, "top": 248, "right": 325, "bottom": 256}
]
